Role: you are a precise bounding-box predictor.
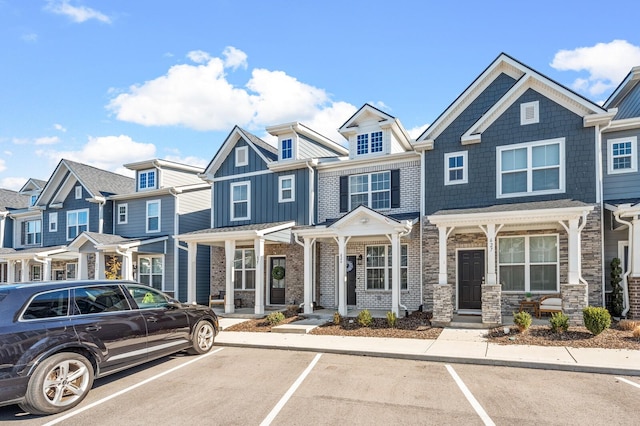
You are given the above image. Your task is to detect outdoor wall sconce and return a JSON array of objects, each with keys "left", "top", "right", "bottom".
[{"left": 357, "top": 254, "right": 363, "bottom": 265}]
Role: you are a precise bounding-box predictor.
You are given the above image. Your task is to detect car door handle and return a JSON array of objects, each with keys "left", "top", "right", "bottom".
[
  {"left": 146, "top": 317, "right": 158, "bottom": 323},
  {"left": 85, "top": 325, "right": 101, "bottom": 332}
]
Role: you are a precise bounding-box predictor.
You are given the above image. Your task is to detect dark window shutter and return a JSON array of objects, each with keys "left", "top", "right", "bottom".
[
  {"left": 21, "top": 222, "right": 26, "bottom": 245},
  {"left": 339, "top": 176, "right": 349, "bottom": 212},
  {"left": 391, "top": 169, "right": 400, "bottom": 208}
]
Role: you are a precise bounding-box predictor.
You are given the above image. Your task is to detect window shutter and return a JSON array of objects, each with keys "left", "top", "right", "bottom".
[
  {"left": 339, "top": 176, "right": 349, "bottom": 212},
  {"left": 21, "top": 222, "right": 26, "bottom": 245},
  {"left": 391, "top": 169, "right": 400, "bottom": 208}
]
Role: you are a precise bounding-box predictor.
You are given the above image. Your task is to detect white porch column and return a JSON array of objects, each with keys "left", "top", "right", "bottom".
[
  {"left": 303, "top": 237, "right": 314, "bottom": 314},
  {"left": 187, "top": 242, "right": 197, "bottom": 303},
  {"left": 337, "top": 236, "right": 347, "bottom": 316},
  {"left": 224, "top": 239, "right": 236, "bottom": 314},
  {"left": 121, "top": 251, "right": 134, "bottom": 281},
  {"left": 485, "top": 223, "right": 497, "bottom": 285},
  {"left": 391, "top": 233, "right": 400, "bottom": 317},
  {"left": 42, "top": 258, "right": 51, "bottom": 282},
  {"left": 254, "top": 238, "right": 265, "bottom": 315},
  {"left": 7, "top": 260, "right": 15, "bottom": 283},
  {"left": 438, "top": 226, "right": 449, "bottom": 285},
  {"left": 632, "top": 217, "right": 640, "bottom": 277},
  {"left": 567, "top": 218, "right": 580, "bottom": 285},
  {"left": 21, "top": 260, "right": 29, "bottom": 282},
  {"left": 95, "top": 253, "right": 105, "bottom": 280},
  {"left": 78, "top": 253, "right": 89, "bottom": 280}
]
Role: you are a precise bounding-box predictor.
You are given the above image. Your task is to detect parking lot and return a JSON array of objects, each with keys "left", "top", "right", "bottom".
[{"left": 1, "top": 347, "right": 639, "bottom": 425}]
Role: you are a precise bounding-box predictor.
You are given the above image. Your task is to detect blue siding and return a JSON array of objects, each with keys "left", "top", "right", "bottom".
[
  {"left": 43, "top": 184, "right": 101, "bottom": 246},
  {"left": 215, "top": 139, "right": 270, "bottom": 178},
  {"left": 614, "top": 83, "right": 640, "bottom": 120},
  {"left": 425, "top": 87, "right": 597, "bottom": 214},
  {"left": 602, "top": 128, "right": 640, "bottom": 201},
  {"left": 214, "top": 168, "right": 310, "bottom": 227},
  {"left": 3, "top": 219, "right": 13, "bottom": 247}
]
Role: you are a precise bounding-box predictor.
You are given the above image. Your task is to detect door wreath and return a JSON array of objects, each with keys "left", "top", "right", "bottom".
[{"left": 271, "top": 265, "right": 285, "bottom": 280}]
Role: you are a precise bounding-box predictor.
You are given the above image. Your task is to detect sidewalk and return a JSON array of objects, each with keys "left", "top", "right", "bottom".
[{"left": 216, "top": 319, "right": 640, "bottom": 376}]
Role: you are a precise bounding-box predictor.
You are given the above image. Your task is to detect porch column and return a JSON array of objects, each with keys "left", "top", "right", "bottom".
[
  {"left": 303, "top": 238, "right": 314, "bottom": 314},
  {"left": 42, "top": 258, "right": 52, "bottom": 282},
  {"left": 121, "top": 251, "right": 134, "bottom": 281},
  {"left": 485, "top": 223, "right": 497, "bottom": 285},
  {"left": 632, "top": 217, "right": 640, "bottom": 277},
  {"left": 78, "top": 253, "right": 89, "bottom": 280},
  {"left": 254, "top": 238, "right": 265, "bottom": 315},
  {"left": 438, "top": 226, "right": 449, "bottom": 284},
  {"left": 7, "top": 260, "right": 15, "bottom": 283},
  {"left": 391, "top": 233, "right": 400, "bottom": 317},
  {"left": 224, "top": 239, "right": 236, "bottom": 314},
  {"left": 187, "top": 242, "right": 197, "bottom": 303},
  {"left": 95, "top": 253, "right": 105, "bottom": 280},
  {"left": 21, "top": 260, "right": 29, "bottom": 282},
  {"left": 567, "top": 218, "right": 580, "bottom": 285},
  {"left": 337, "top": 236, "right": 347, "bottom": 316}
]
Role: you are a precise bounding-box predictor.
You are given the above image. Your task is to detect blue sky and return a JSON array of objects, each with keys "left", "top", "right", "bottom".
[{"left": 1, "top": 0, "right": 640, "bottom": 190}]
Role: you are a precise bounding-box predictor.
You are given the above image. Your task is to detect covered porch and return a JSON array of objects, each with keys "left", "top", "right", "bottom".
[{"left": 0, "top": 245, "right": 83, "bottom": 283}]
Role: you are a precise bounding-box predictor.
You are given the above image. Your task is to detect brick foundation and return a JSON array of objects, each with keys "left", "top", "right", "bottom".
[
  {"left": 482, "top": 284, "right": 502, "bottom": 325},
  {"left": 628, "top": 277, "right": 640, "bottom": 319},
  {"left": 561, "top": 283, "right": 588, "bottom": 326},
  {"left": 432, "top": 284, "right": 453, "bottom": 326}
]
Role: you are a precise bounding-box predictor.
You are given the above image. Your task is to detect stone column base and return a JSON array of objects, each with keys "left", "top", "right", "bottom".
[
  {"left": 561, "top": 283, "right": 588, "bottom": 326},
  {"left": 628, "top": 277, "right": 640, "bottom": 319},
  {"left": 482, "top": 284, "right": 502, "bottom": 326},
  {"left": 432, "top": 284, "right": 453, "bottom": 326}
]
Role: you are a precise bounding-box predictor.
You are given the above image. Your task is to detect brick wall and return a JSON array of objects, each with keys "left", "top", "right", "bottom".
[{"left": 628, "top": 277, "right": 640, "bottom": 319}]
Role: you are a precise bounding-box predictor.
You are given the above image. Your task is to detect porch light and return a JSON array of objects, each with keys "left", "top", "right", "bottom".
[{"left": 357, "top": 254, "right": 363, "bottom": 265}]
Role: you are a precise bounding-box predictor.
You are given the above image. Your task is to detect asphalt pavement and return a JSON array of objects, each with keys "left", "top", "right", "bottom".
[{"left": 216, "top": 318, "right": 640, "bottom": 377}]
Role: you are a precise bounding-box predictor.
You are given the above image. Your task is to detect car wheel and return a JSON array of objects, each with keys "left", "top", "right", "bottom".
[
  {"left": 19, "top": 352, "right": 94, "bottom": 415},
  {"left": 188, "top": 320, "right": 215, "bottom": 355}
]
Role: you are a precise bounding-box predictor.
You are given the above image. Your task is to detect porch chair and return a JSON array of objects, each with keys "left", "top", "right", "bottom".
[
  {"left": 209, "top": 290, "right": 226, "bottom": 308},
  {"left": 538, "top": 294, "right": 562, "bottom": 318}
]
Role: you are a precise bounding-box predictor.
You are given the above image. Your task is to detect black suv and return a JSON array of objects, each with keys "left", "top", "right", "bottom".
[{"left": 0, "top": 280, "right": 218, "bottom": 415}]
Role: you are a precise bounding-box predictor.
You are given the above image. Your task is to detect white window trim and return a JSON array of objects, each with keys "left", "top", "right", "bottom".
[
  {"left": 30, "top": 195, "right": 37, "bottom": 206},
  {"left": 280, "top": 138, "right": 295, "bottom": 161},
  {"left": 66, "top": 209, "right": 89, "bottom": 241},
  {"left": 234, "top": 249, "right": 256, "bottom": 290},
  {"left": 235, "top": 146, "right": 249, "bottom": 167},
  {"left": 364, "top": 244, "right": 408, "bottom": 291},
  {"left": 75, "top": 186, "right": 82, "bottom": 200},
  {"left": 349, "top": 171, "right": 391, "bottom": 210},
  {"left": 607, "top": 136, "right": 638, "bottom": 175},
  {"left": 146, "top": 200, "right": 161, "bottom": 233},
  {"left": 498, "top": 234, "right": 559, "bottom": 293},
  {"left": 31, "top": 264, "right": 42, "bottom": 281},
  {"left": 230, "top": 181, "right": 251, "bottom": 221},
  {"left": 278, "top": 175, "right": 295, "bottom": 203},
  {"left": 355, "top": 131, "right": 384, "bottom": 156},
  {"left": 117, "top": 203, "right": 128, "bottom": 224},
  {"left": 520, "top": 101, "right": 539, "bottom": 125},
  {"left": 444, "top": 151, "right": 468, "bottom": 185},
  {"left": 66, "top": 263, "right": 77, "bottom": 280},
  {"left": 496, "top": 137, "right": 565, "bottom": 199},
  {"left": 49, "top": 212, "right": 58, "bottom": 232},
  {"left": 137, "top": 255, "right": 165, "bottom": 290},
  {"left": 138, "top": 169, "right": 157, "bottom": 191}
]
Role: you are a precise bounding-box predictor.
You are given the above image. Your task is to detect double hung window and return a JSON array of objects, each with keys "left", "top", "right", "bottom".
[
  {"left": 498, "top": 235, "right": 558, "bottom": 292},
  {"left": 231, "top": 182, "right": 250, "bottom": 220},
  {"left": 67, "top": 210, "right": 88, "bottom": 240},
  {"left": 146, "top": 200, "right": 160, "bottom": 232},
  {"left": 350, "top": 171, "right": 390, "bottom": 210},
  {"left": 138, "top": 256, "right": 163, "bottom": 290},
  {"left": 607, "top": 136, "right": 637, "bottom": 174},
  {"left": 365, "top": 245, "right": 408, "bottom": 290},
  {"left": 234, "top": 249, "right": 255, "bottom": 290}
]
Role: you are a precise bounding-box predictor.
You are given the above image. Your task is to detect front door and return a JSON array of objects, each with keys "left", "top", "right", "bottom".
[
  {"left": 347, "top": 255, "right": 356, "bottom": 305},
  {"left": 270, "top": 257, "right": 286, "bottom": 305},
  {"left": 458, "top": 250, "right": 484, "bottom": 310}
]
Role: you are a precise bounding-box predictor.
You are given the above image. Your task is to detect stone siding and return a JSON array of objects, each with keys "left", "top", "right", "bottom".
[
  {"left": 561, "top": 284, "right": 588, "bottom": 325},
  {"left": 431, "top": 285, "right": 453, "bottom": 326},
  {"left": 628, "top": 277, "right": 640, "bottom": 320},
  {"left": 482, "top": 284, "right": 501, "bottom": 325}
]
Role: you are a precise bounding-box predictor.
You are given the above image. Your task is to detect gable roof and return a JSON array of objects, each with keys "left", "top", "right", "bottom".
[
  {"left": 414, "top": 53, "right": 609, "bottom": 148},
  {"left": 202, "top": 126, "right": 277, "bottom": 179},
  {"left": 266, "top": 122, "right": 348, "bottom": 156},
  {"left": 18, "top": 178, "right": 47, "bottom": 194},
  {"left": 339, "top": 104, "right": 412, "bottom": 150},
  {"left": 37, "top": 159, "right": 135, "bottom": 207},
  {"left": 604, "top": 66, "right": 640, "bottom": 126},
  {"left": 0, "top": 188, "right": 29, "bottom": 212}
]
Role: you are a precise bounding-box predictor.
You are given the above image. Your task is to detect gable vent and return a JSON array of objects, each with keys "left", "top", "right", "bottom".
[{"left": 520, "top": 101, "right": 539, "bottom": 125}]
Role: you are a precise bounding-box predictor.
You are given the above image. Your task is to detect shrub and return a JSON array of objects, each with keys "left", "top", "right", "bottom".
[
  {"left": 513, "top": 311, "right": 532, "bottom": 332},
  {"left": 357, "top": 309, "right": 373, "bottom": 327},
  {"left": 265, "top": 311, "right": 285, "bottom": 326},
  {"left": 618, "top": 320, "right": 640, "bottom": 331},
  {"left": 333, "top": 311, "right": 342, "bottom": 325},
  {"left": 633, "top": 326, "right": 640, "bottom": 339},
  {"left": 582, "top": 306, "right": 611, "bottom": 336},
  {"left": 284, "top": 305, "right": 299, "bottom": 318},
  {"left": 386, "top": 311, "right": 397, "bottom": 328},
  {"left": 610, "top": 258, "right": 624, "bottom": 317},
  {"left": 549, "top": 312, "right": 569, "bottom": 333}
]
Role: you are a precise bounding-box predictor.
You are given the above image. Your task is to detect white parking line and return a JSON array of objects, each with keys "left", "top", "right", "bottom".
[
  {"left": 260, "top": 353, "right": 322, "bottom": 426},
  {"left": 616, "top": 376, "right": 640, "bottom": 389},
  {"left": 43, "top": 348, "right": 225, "bottom": 426},
  {"left": 445, "top": 364, "right": 495, "bottom": 426}
]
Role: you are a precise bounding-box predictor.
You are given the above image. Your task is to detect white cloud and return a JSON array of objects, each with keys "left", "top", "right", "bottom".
[
  {"left": 11, "top": 138, "right": 29, "bottom": 145},
  {"left": 34, "top": 136, "right": 60, "bottom": 145},
  {"left": 21, "top": 33, "right": 38, "bottom": 42},
  {"left": 407, "top": 124, "right": 430, "bottom": 139},
  {"left": 164, "top": 155, "right": 208, "bottom": 169},
  {"left": 0, "top": 176, "right": 28, "bottom": 191},
  {"left": 107, "top": 47, "right": 357, "bottom": 141},
  {"left": 0, "top": 158, "right": 5, "bottom": 172},
  {"left": 45, "top": 0, "right": 111, "bottom": 24},
  {"left": 37, "top": 135, "right": 156, "bottom": 173},
  {"left": 54, "top": 123, "right": 67, "bottom": 132},
  {"left": 551, "top": 40, "right": 640, "bottom": 96}
]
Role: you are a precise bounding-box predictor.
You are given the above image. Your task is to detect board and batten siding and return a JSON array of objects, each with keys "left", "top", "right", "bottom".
[
  {"left": 114, "top": 195, "right": 175, "bottom": 237},
  {"left": 425, "top": 86, "right": 597, "bottom": 215},
  {"left": 215, "top": 138, "right": 271, "bottom": 178},
  {"left": 43, "top": 185, "right": 101, "bottom": 246},
  {"left": 602, "top": 128, "right": 640, "bottom": 201},
  {"left": 214, "top": 168, "right": 310, "bottom": 227}
]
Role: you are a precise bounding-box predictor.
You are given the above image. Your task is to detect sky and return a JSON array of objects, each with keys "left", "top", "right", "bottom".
[{"left": 1, "top": 0, "right": 640, "bottom": 190}]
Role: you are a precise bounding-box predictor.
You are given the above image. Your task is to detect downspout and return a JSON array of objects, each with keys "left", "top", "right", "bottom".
[
  {"left": 577, "top": 211, "right": 589, "bottom": 287},
  {"left": 613, "top": 212, "right": 632, "bottom": 317},
  {"left": 172, "top": 189, "right": 179, "bottom": 299},
  {"left": 389, "top": 226, "right": 413, "bottom": 317},
  {"left": 306, "top": 161, "right": 315, "bottom": 225},
  {"left": 420, "top": 149, "right": 425, "bottom": 309}
]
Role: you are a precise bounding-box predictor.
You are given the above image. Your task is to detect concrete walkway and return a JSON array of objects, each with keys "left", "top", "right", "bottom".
[{"left": 216, "top": 319, "right": 640, "bottom": 376}]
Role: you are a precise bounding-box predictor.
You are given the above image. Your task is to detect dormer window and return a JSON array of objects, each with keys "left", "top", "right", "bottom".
[
  {"left": 30, "top": 195, "right": 37, "bottom": 206},
  {"left": 139, "top": 169, "right": 156, "bottom": 191},
  {"left": 356, "top": 131, "right": 383, "bottom": 155},
  {"left": 281, "top": 139, "right": 293, "bottom": 160},
  {"left": 235, "top": 146, "right": 248, "bottom": 167}
]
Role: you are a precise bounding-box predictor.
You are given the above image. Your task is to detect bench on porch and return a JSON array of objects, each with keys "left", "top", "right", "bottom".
[
  {"left": 538, "top": 294, "right": 562, "bottom": 318},
  {"left": 209, "top": 291, "right": 242, "bottom": 309}
]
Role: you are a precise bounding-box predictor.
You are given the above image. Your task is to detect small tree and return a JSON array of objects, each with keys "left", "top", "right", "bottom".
[
  {"left": 105, "top": 255, "right": 121, "bottom": 280},
  {"left": 610, "top": 258, "right": 624, "bottom": 317}
]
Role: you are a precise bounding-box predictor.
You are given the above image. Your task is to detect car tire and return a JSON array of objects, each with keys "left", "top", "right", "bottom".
[
  {"left": 19, "top": 352, "right": 94, "bottom": 415},
  {"left": 187, "top": 320, "right": 216, "bottom": 355}
]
